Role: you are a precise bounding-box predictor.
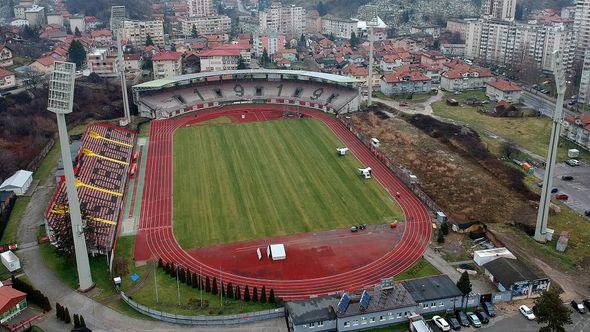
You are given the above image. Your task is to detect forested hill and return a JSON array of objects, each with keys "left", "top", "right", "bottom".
[{"left": 65, "top": 0, "right": 153, "bottom": 21}]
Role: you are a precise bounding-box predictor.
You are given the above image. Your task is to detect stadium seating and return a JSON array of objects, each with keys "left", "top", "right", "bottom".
[
  {"left": 137, "top": 80, "right": 360, "bottom": 119},
  {"left": 45, "top": 124, "right": 136, "bottom": 254}
]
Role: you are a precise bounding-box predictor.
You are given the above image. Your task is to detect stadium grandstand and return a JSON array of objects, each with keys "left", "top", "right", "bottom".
[
  {"left": 44, "top": 123, "right": 136, "bottom": 255},
  {"left": 132, "top": 69, "right": 362, "bottom": 119}
]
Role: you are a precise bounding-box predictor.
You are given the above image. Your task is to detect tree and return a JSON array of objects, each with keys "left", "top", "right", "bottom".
[
  {"left": 212, "top": 276, "right": 218, "bottom": 295},
  {"left": 227, "top": 283, "right": 234, "bottom": 299},
  {"left": 191, "top": 24, "right": 198, "bottom": 38},
  {"left": 260, "top": 285, "right": 267, "bottom": 303},
  {"left": 436, "top": 229, "right": 445, "bottom": 243},
  {"left": 243, "top": 285, "right": 250, "bottom": 302},
  {"left": 67, "top": 39, "right": 87, "bottom": 70},
  {"left": 113, "top": 257, "right": 129, "bottom": 276},
  {"left": 317, "top": 1, "right": 327, "bottom": 16},
  {"left": 252, "top": 286, "right": 259, "bottom": 302},
  {"left": 74, "top": 26, "right": 82, "bottom": 37},
  {"left": 350, "top": 32, "right": 358, "bottom": 48},
  {"left": 261, "top": 48, "right": 270, "bottom": 67},
  {"left": 146, "top": 34, "right": 154, "bottom": 46},
  {"left": 535, "top": 288, "right": 572, "bottom": 332},
  {"left": 79, "top": 315, "right": 86, "bottom": 327},
  {"left": 440, "top": 222, "right": 449, "bottom": 235},
  {"left": 22, "top": 25, "right": 39, "bottom": 41},
  {"left": 235, "top": 285, "right": 241, "bottom": 300},
  {"left": 205, "top": 276, "right": 211, "bottom": 293},
  {"left": 64, "top": 307, "right": 71, "bottom": 324},
  {"left": 158, "top": 258, "right": 163, "bottom": 268},
  {"left": 56, "top": 303, "right": 63, "bottom": 320},
  {"left": 237, "top": 56, "right": 246, "bottom": 69},
  {"left": 500, "top": 141, "right": 518, "bottom": 159},
  {"left": 74, "top": 314, "right": 80, "bottom": 328},
  {"left": 328, "top": 32, "right": 335, "bottom": 41},
  {"left": 269, "top": 288, "right": 275, "bottom": 303},
  {"left": 456, "top": 271, "right": 472, "bottom": 309},
  {"left": 179, "top": 267, "right": 186, "bottom": 283},
  {"left": 297, "top": 34, "right": 306, "bottom": 50}
]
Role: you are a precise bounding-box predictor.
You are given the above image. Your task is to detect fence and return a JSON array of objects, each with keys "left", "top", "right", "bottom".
[
  {"left": 120, "top": 292, "right": 285, "bottom": 326},
  {"left": 25, "top": 138, "right": 54, "bottom": 173},
  {"left": 338, "top": 116, "right": 447, "bottom": 220}
]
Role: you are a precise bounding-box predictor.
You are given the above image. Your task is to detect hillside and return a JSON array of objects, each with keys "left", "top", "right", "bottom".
[{"left": 65, "top": 0, "right": 153, "bottom": 21}]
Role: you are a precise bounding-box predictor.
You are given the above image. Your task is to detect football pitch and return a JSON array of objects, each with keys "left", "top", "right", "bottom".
[{"left": 172, "top": 118, "right": 404, "bottom": 249}]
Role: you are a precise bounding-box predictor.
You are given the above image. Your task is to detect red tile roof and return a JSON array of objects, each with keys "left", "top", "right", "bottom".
[
  {"left": 152, "top": 51, "right": 182, "bottom": 61},
  {"left": 383, "top": 69, "right": 431, "bottom": 83},
  {"left": 198, "top": 49, "right": 241, "bottom": 57},
  {"left": 0, "top": 68, "right": 14, "bottom": 78},
  {"left": 487, "top": 79, "right": 522, "bottom": 92},
  {"left": 0, "top": 287, "right": 26, "bottom": 314}
]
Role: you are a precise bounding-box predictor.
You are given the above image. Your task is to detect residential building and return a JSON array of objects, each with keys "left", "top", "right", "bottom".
[
  {"left": 199, "top": 48, "right": 240, "bottom": 71},
  {"left": 24, "top": 5, "right": 45, "bottom": 27},
  {"left": 306, "top": 9, "right": 321, "bottom": 34},
  {"left": 446, "top": 18, "right": 474, "bottom": 39},
  {"left": 401, "top": 275, "right": 464, "bottom": 314},
  {"left": 321, "top": 15, "right": 357, "bottom": 39},
  {"left": 410, "top": 25, "right": 441, "bottom": 39},
  {"left": 562, "top": 114, "right": 590, "bottom": 150},
  {"left": 0, "top": 287, "right": 27, "bottom": 324},
  {"left": 0, "top": 45, "right": 13, "bottom": 67},
  {"left": 253, "top": 31, "right": 286, "bottom": 57},
  {"left": 90, "top": 29, "right": 113, "bottom": 45},
  {"left": 29, "top": 55, "right": 63, "bottom": 73},
  {"left": 578, "top": 50, "right": 590, "bottom": 104},
  {"left": 285, "top": 295, "right": 338, "bottom": 332},
  {"left": 574, "top": 0, "right": 590, "bottom": 59},
  {"left": 420, "top": 51, "right": 447, "bottom": 68},
  {"left": 482, "top": 0, "right": 517, "bottom": 21},
  {"left": 152, "top": 51, "right": 182, "bottom": 79},
  {"left": 187, "top": 0, "right": 214, "bottom": 17},
  {"left": 69, "top": 14, "right": 85, "bottom": 33},
  {"left": 47, "top": 12, "right": 63, "bottom": 26},
  {"left": 0, "top": 68, "right": 15, "bottom": 90},
  {"left": 124, "top": 53, "right": 142, "bottom": 71},
  {"left": 486, "top": 78, "right": 522, "bottom": 101},
  {"left": 380, "top": 68, "right": 432, "bottom": 96},
  {"left": 259, "top": 3, "right": 305, "bottom": 36},
  {"left": 87, "top": 48, "right": 119, "bottom": 78},
  {"left": 13, "top": 5, "right": 28, "bottom": 20},
  {"left": 440, "top": 43, "right": 466, "bottom": 57},
  {"left": 122, "top": 20, "right": 165, "bottom": 47},
  {"left": 441, "top": 60, "right": 493, "bottom": 91},
  {"left": 380, "top": 54, "right": 405, "bottom": 73},
  {"left": 180, "top": 15, "right": 232, "bottom": 36},
  {"left": 482, "top": 257, "right": 550, "bottom": 299}
]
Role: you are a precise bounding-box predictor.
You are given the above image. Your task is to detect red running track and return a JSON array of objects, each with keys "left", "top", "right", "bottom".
[{"left": 134, "top": 105, "right": 432, "bottom": 300}]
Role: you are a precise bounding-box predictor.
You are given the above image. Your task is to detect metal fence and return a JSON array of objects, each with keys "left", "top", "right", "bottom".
[
  {"left": 120, "top": 292, "right": 285, "bottom": 326},
  {"left": 338, "top": 116, "right": 447, "bottom": 221}
]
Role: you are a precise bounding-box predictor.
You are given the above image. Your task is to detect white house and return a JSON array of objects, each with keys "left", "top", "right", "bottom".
[
  {"left": 0, "top": 170, "right": 33, "bottom": 196},
  {"left": 485, "top": 79, "right": 522, "bottom": 102},
  {"left": 0, "top": 45, "right": 13, "bottom": 67},
  {"left": 0, "top": 68, "right": 15, "bottom": 90}
]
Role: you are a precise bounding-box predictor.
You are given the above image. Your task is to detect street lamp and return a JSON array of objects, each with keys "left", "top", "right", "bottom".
[
  {"left": 534, "top": 50, "right": 567, "bottom": 243},
  {"left": 47, "top": 61, "right": 94, "bottom": 290},
  {"left": 111, "top": 5, "right": 131, "bottom": 126},
  {"left": 359, "top": 5, "right": 379, "bottom": 107}
]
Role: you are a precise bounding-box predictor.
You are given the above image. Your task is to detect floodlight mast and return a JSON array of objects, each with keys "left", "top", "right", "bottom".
[
  {"left": 47, "top": 62, "right": 94, "bottom": 291},
  {"left": 534, "top": 50, "right": 567, "bottom": 243},
  {"left": 361, "top": 5, "right": 378, "bottom": 107},
  {"left": 111, "top": 6, "right": 131, "bottom": 126}
]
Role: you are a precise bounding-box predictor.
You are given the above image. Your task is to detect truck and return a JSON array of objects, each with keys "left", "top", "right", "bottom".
[{"left": 409, "top": 314, "right": 433, "bottom": 332}]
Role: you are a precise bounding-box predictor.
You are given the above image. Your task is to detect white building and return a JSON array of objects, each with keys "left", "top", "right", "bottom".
[
  {"left": 24, "top": 5, "right": 45, "bottom": 27},
  {"left": 152, "top": 51, "right": 182, "bottom": 79},
  {"left": 199, "top": 49, "right": 240, "bottom": 72},
  {"left": 13, "top": 5, "right": 28, "bottom": 20},
  {"left": 578, "top": 50, "right": 590, "bottom": 105},
  {"left": 485, "top": 78, "right": 522, "bottom": 101},
  {"left": 180, "top": 15, "right": 231, "bottom": 36},
  {"left": 187, "top": 0, "right": 214, "bottom": 17},
  {"left": 69, "top": 14, "right": 85, "bottom": 33},
  {"left": 0, "top": 68, "right": 15, "bottom": 90},
  {"left": 0, "top": 170, "right": 33, "bottom": 196},
  {"left": 259, "top": 3, "right": 305, "bottom": 36},
  {"left": 474, "top": 248, "right": 516, "bottom": 266},
  {"left": 321, "top": 15, "right": 357, "bottom": 39},
  {"left": 574, "top": 0, "right": 590, "bottom": 60},
  {"left": 562, "top": 114, "right": 590, "bottom": 151},
  {"left": 46, "top": 12, "right": 63, "bottom": 27},
  {"left": 253, "top": 31, "right": 286, "bottom": 57},
  {"left": 482, "top": 0, "right": 517, "bottom": 21},
  {"left": 122, "top": 20, "right": 165, "bottom": 47},
  {"left": 441, "top": 61, "right": 494, "bottom": 91},
  {"left": 87, "top": 48, "right": 119, "bottom": 78},
  {"left": 0, "top": 45, "right": 13, "bottom": 67}
]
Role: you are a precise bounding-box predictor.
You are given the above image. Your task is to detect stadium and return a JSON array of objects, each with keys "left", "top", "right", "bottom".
[{"left": 126, "top": 69, "right": 432, "bottom": 300}]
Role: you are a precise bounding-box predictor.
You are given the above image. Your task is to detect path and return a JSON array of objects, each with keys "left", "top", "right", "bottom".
[{"left": 16, "top": 154, "right": 287, "bottom": 331}]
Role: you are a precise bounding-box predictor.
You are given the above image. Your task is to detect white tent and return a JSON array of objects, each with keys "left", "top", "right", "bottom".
[
  {"left": 0, "top": 251, "right": 20, "bottom": 272},
  {"left": 474, "top": 247, "right": 516, "bottom": 266},
  {"left": 0, "top": 170, "right": 33, "bottom": 196},
  {"left": 267, "top": 244, "right": 286, "bottom": 261}
]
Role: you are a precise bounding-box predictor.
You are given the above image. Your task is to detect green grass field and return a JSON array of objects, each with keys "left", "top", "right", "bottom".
[{"left": 172, "top": 118, "right": 404, "bottom": 249}]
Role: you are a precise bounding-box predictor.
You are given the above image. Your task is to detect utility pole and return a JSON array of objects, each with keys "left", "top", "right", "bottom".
[
  {"left": 361, "top": 5, "right": 378, "bottom": 107},
  {"left": 220, "top": 267, "right": 223, "bottom": 308},
  {"left": 111, "top": 6, "right": 131, "bottom": 125},
  {"left": 176, "top": 265, "right": 180, "bottom": 305},
  {"left": 534, "top": 50, "right": 567, "bottom": 243},
  {"left": 153, "top": 260, "right": 159, "bottom": 304},
  {"left": 47, "top": 62, "right": 94, "bottom": 291}
]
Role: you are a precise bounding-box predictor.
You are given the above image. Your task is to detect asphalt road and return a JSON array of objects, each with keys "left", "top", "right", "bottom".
[
  {"left": 520, "top": 90, "right": 575, "bottom": 118},
  {"left": 534, "top": 161, "right": 590, "bottom": 218}
]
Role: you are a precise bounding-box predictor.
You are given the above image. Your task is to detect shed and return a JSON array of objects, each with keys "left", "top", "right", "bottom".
[
  {"left": 482, "top": 257, "right": 549, "bottom": 298},
  {"left": 0, "top": 286, "right": 27, "bottom": 323},
  {"left": 473, "top": 247, "right": 516, "bottom": 266},
  {"left": 0, "top": 251, "right": 20, "bottom": 272},
  {"left": 267, "top": 244, "right": 286, "bottom": 261},
  {"left": 0, "top": 170, "right": 33, "bottom": 196}
]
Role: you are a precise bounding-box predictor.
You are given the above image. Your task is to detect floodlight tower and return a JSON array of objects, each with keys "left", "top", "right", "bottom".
[
  {"left": 111, "top": 6, "right": 131, "bottom": 126},
  {"left": 47, "top": 62, "right": 94, "bottom": 291},
  {"left": 360, "top": 5, "right": 379, "bottom": 106},
  {"left": 534, "top": 50, "right": 567, "bottom": 243}
]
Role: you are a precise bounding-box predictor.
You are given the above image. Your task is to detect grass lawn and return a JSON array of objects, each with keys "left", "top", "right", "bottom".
[
  {"left": 1, "top": 196, "right": 30, "bottom": 244},
  {"left": 432, "top": 90, "right": 589, "bottom": 162},
  {"left": 172, "top": 118, "right": 404, "bottom": 249},
  {"left": 393, "top": 258, "right": 440, "bottom": 281},
  {"left": 33, "top": 143, "right": 60, "bottom": 181}
]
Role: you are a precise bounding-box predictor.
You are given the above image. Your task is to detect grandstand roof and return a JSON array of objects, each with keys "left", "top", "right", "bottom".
[{"left": 133, "top": 69, "right": 360, "bottom": 91}]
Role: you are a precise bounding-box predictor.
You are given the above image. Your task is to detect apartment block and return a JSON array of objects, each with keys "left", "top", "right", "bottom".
[
  {"left": 259, "top": 3, "right": 305, "bottom": 36},
  {"left": 180, "top": 15, "right": 232, "bottom": 36},
  {"left": 122, "top": 20, "right": 165, "bottom": 47}
]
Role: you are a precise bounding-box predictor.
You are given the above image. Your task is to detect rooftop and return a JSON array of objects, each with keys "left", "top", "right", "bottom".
[
  {"left": 0, "top": 287, "right": 26, "bottom": 314},
  {"left": 401, "top": 275, "right": 462, "bottom": 303},
  {"left": 336, "top": 284, "right": 416, "bottom": 318},
  {"left": 285, "top": 296, "right": 338, "bottom": 325},
  {"left": 153, "top": 51, "right": 182, "bottom": 61},
  {"left": 483, "top": 257, "right": 544, "bottom": 287},
  {"left": 487, "top": 79, "right": 522, "bottom": 92}
]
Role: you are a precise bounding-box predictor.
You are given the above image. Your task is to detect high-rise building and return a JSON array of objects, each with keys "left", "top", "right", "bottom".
[
  {"left": 574, "top": 0, "right": 590, "bottom": 59},
  {"left": 481, "top": 0, "right": 517, "bottom": 21},
  {"left": 578, "top": 50, "right": 590, "bottom": 104},
  {"left": 122, "top": 19, "right": 165, "bottom": 47},
  {"left": 188, "top": 0, "right": 214, "bottom": 17},
  {"left": 259, "top": 2, "right": 305, "bottom": 36},
  {"left": 181, "top": 15, "right": 232, "bottom": 36}
]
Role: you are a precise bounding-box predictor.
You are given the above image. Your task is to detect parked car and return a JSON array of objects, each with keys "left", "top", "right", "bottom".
[
  {"left": 475, "top": 310, "right": 490, "bottom": 324},
  {"left": 433, "top": 315, "right": 451, "bottom": 331},
  {"left": 555, "top": 193, "right": 569, "bottom": 200},
  {"left": 551, "top": 187, "right": 559, "bottom": 193},
  {"left": 447, "top": 315, "right": 462, "bottom": 330},
  {"left": 466, "top": 311, "right": 482, "bottom": 327},
  {"left": 520, "top": 305, "right": 536, "bottom": 320},
  {"left": 584, "top": 210, "right": 590, "bottom": 217},
  {"left": 571, "top": 300, "right": 587, "bottom": 314},
  {"left": 350, "top": 226, "right": 358, "bottom": 232},
  {"left": 455, "top": 311, "right": 470, "bottom": 327},
  {"left": 565, "top": 159, "right": 580, "bottom": 167},
  {"left": 483, "top": 302, "right": 496, "bottom": 317},
  {"left": 399, "top": 101, "right": 408, "bottom": 106},
  {"left": 583, "top": 299, "right": 590, "bottom": 310},
  {"left": 562, "top": 175, "right": 574, "bottom": 181}
]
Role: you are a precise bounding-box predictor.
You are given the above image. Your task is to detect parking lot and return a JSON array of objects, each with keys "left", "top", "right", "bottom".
[{"left": 534, "top": 161, "right": 590, "bottom": 218}]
